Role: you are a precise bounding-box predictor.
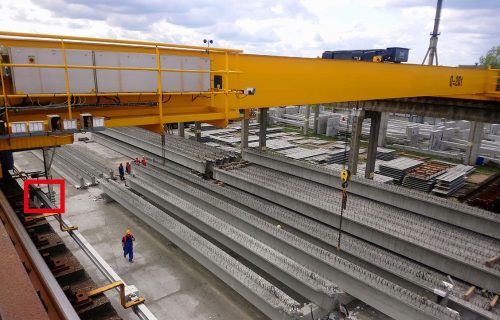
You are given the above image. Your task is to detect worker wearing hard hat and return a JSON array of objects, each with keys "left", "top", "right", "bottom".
[{"left": 122, "top": 229, "right": 136, "bottom": 263}]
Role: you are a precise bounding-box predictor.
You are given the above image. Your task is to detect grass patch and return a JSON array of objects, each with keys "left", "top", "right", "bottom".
[{"left": 474, "top": 163, "right": 500, "bottom": 175}]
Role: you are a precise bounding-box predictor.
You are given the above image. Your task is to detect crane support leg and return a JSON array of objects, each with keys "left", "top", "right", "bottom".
[
  {"left": 194, "top": 122, "right": 202, "bottom": 142},
  {"left": 303, "top": 105, "right": 311, "bottom": 134},
  {"left": 314, "top": 105, "right": 320, "bottom": 134},
  {"left": 348, "top": 108, "right": 364, "bottom": 176},
  {"left": 240, "top": 109, "right": 250, "bottom": 153},
  {"left": 258, "top": 108, "right": 268, "bottom": 152},
  {"left": 464, "top": 121, "right": 484, "bottom": 165},
  {"left": 365, "top": 111, "right": 382, "bottom": 179},
  {"left": 178, "top": 123, "right": 185, "bottom": 138},
  {"left": 378, "top": 112, "right": 389, "bottom": 147}
]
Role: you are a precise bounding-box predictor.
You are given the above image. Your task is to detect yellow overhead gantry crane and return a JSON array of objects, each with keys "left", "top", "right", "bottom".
[{"left": 0, "top": 31, "right": 498, "bottom": 152}]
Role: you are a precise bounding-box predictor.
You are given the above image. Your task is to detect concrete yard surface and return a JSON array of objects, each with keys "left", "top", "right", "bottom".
[{"left": 14, "top": 150, "right": 268, "bottom": 320}]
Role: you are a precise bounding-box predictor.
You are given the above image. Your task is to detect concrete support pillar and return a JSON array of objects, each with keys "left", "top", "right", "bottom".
[
  {"left": 259, "top": 108, "right": 268, "bottom": 152},
  {"left": 348, "top": 108, "right": 365, "bottom": 176},
  {"left": 378, "top": 112, "right": 389, "bottom": 147},
  {"left": 303, "top": 105, "right": 311, "bottom": 135},
  {"left": 464, "top": 121, "right": 484, "bottom": 165},
  {"left": 365, "top": 111, "right": 382, "bottom": 179},
  {"left": 240, "top": 109, "right": 250, "bottom": 154},
  {"left": 194, "top": 122, "right": 202, "bottom": 142},
  {"left": 178, "top": 122, "right": 185, "bottom": 137},
  {"left": 313, "top": 105, "right": 320, "bottom": 134}
]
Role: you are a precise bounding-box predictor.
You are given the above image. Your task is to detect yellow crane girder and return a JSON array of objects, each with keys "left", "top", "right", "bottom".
[{"left": 0, "top": 31, "right": 498, "bottom": 151}]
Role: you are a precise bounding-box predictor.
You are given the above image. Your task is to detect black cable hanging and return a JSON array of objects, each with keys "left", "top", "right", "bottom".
[{"left": 337, "top": 103, "right": 356, "bottom": 251}]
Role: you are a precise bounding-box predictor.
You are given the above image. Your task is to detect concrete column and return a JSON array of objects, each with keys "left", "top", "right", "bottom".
[
  {"left": 365, "top": 111, "right": 382, "bottom": 179},
  {"left": 464, "top": 121, "right": 484, "bottom": 165},
  {"left": 303, "top": 105, "right": 310, "bottom": 135},
  {"left": 240, "top": 109, "right": 250, "bottom": 154},
  {"left": 313, "top": 105, "right": 320, "bottom": 134},
  {"left": 178, "top": 122, "right": 185, "bottom": 137},
  {"left": 378, "top": 112, "right": 389, "bottom": 147},
  {"left": 194, "top": 122, "right": 202, "bottom": 142},
  {"left": 259, "top": 108, "right": 268, "bottom": 152},
  {"left": 348, "top": 108, "right": 365, "bottom": 176}
]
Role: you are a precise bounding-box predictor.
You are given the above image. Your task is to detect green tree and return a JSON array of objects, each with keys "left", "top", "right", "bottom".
[{"left": 479, "top": 46, "right": 500, "bottom": 69}]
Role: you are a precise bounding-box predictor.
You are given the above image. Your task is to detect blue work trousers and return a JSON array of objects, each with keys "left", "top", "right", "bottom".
[{"left": 124, "top": 245, "right": 134, "bottom": 261}]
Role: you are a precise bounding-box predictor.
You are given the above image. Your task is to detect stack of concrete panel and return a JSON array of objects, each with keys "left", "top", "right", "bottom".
[
  {"left": 379, "top": 158, "right": 424, "bottom": 183},
  {"left": 248, "top": 139, "right": 296, "bottom": 151},
  {"left": 376, "top": 147, "right": 396, "bottom": 161},
  {"left": 285, "top": 148, "right": 330, "bottom": 160},
  {"left": 402, "top": 162, "right": 450, "bottom": 192},
  {"left": 307, "top": 148, "right": 350, "bottom": 165},
  {"left": 432, "top": 165, "right": 475, "bottom": 196}
]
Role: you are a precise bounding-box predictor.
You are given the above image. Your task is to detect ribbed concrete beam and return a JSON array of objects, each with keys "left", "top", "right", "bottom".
[
  {"left": 213, "top": 165, "right": 500, "bottom": 293},
  {"left": 99, "top": 180, "right": 303, "bottom": 320},
  {"left": 138, "top": 163, "right": 495, "bottom": 320},
  {"left": 128, "top": 176, "right": 339, "bottom": 313},
  {"left": 242, "top": 149, "right": 500, "bottom": 240},
  {"left": 99, "top": 129, "right": 208, "bottom": 174},
  {"left": 130, "top": 172, "right": 462, "bottom": 320}
]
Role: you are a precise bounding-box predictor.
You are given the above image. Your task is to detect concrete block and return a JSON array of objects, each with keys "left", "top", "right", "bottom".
[{"left": 285, "top": 106, "right": 300, "bottom": 114}]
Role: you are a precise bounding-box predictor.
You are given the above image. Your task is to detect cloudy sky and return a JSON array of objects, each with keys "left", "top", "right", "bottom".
[{"left": 1, "top": 0, "right": 498, "bottom": 66}]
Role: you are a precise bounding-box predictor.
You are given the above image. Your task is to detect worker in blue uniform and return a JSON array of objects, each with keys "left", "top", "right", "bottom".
[
  {"left": 122, "top": 229, "right": 135, "bottom": 263},
  {"left": 118, "top": 163, "right": 125, "bottom": 180}
]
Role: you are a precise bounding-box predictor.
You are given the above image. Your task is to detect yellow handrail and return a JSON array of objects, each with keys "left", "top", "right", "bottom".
[
  {"left": 0, "top": 31, "right": 242, "bottom": 53},
  {"left": 1, "top": 63, "right": 241, "bottom": 74}
]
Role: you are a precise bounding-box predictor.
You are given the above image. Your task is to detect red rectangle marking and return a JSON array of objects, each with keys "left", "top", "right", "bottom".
[{"left": 23, "top": 179, "right": 65, "bottom": 214}]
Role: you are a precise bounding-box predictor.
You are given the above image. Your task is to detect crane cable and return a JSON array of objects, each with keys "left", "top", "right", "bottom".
[{"left": 337, "top": 104, "right": 355, "bottom": 251}]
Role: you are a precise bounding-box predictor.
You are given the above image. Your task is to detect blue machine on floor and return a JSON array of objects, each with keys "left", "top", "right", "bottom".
[{"left": 322, "top": 47, "right": 409, "bottom": 63}]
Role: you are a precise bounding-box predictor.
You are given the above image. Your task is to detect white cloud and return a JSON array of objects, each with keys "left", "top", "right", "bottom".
[{"left": 0, "top": 0, "right": 497, "bottom": 65}]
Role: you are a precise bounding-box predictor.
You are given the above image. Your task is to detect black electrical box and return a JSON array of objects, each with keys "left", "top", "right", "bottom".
[{"left": 214, "top": 75, "right": 223, "bottom": 89}]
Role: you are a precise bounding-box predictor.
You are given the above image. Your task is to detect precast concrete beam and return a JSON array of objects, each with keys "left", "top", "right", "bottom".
[
  {"left": 213, "top": 166, "right": 500, "bottom": 292},
  {"left": 92, "top": 133, "right": 172, "bottom": 166},
  {"left": 99, "top": 129, "right": 208, "bottom": 174},
  {"left": 128, "top": 176, "right": 338, "bottom": 313},
  {"left": 144, "top": 161, "right": 497, "bottom": 319},
  {"left": 365, "top": 111, "right": 381, "bottom": 179},
  {"left": 361, "top": 98, "right": 500, "bottom": 123},
  {"left": 348, "top": 108, "right": 364, "bottom": 175},
  {"left": 131, "top": 172, "right": 462, "bottom": 320},
  {"left": 99, "top": 180, "right": 303, "bottom": 320},
  {"left": 242, "top": 149, "right": 500, "bottom": 240}
]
